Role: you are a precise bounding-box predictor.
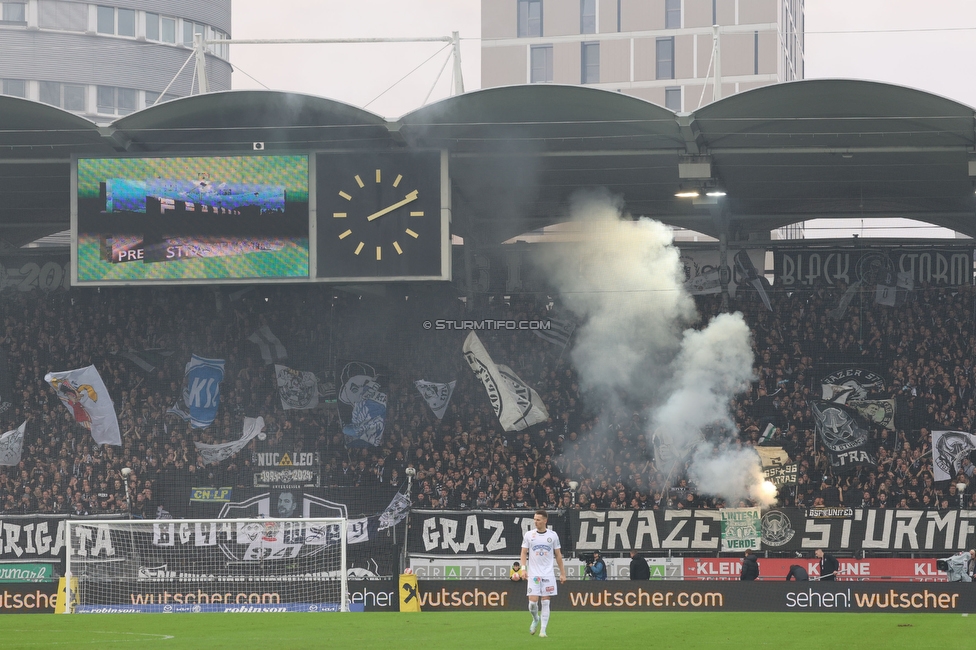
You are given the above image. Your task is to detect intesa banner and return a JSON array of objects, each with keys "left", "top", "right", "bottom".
[
  {"left": 407, "top": 510, "right": 569, "bottom": 556},
  {"left": 569, "top": 508, "right": 976, "bottom": 554},
  {"left": 774, "top": 247, "right": 973, "bottom": 288}
]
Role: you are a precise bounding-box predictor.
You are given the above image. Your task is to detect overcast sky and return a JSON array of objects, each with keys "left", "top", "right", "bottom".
[{"left": 230, "top": 0, "right": 976, "bottom": 118}]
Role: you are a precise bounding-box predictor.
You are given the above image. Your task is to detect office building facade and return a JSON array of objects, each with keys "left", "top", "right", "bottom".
[
  {"left": 482, "top": 0, "right": 803, "bottom": 111},
  {"left": 0, "top": 0, "right": 231, "bottom": 121}
]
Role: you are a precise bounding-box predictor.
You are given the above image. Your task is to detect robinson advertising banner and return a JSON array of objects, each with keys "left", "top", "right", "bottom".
[
  {"left": 407, "top": 510, "right": 569, "bottom": 556},
  {"left": 570, "top": 508, "right": 976, "bottom": 554}
]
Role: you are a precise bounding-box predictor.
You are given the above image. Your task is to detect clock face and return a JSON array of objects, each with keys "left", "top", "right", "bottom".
[{"left": 316, "top": 151, "right": 444, "bottom": 280}]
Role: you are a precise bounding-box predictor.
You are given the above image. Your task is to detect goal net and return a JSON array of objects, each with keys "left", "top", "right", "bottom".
[{"left": 65, "top": 518, "right": 348, "bottom": 613}]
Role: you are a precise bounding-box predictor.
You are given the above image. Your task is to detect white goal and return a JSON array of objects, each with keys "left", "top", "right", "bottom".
[{"left": 65, "top": 518, "right": 348, "bottom": 613}]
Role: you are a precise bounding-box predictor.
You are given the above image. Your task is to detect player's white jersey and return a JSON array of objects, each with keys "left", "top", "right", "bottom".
[{"left": 522, "top": 527, "right": 560, "bottom": 577}]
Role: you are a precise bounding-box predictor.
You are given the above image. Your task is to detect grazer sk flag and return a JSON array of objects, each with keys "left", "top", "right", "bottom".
[
  {"left": 170, "top": 354, "right": 225, "bottom": 429},
  {"left": 463, "top": 332, "right": 549, "bottom": 432},
  {"left": 337, "top": 361, "right": 387, "bottom": 447},
  {"left": 0, "top": 420, "right": 26, "bottom": 466},
  {"left": 276, "top": 365, "right": 320, "bottom": 410},
  {"left": 45, "top": 365, "right": 121, "bottom": 445},
  {"left": 812, "top": 401, "right": 877, "bottom": 474}
]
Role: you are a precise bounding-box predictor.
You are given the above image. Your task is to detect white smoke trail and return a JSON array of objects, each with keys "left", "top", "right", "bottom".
[{"left": 540, "top": 190, "right": 768, "bottom": 506}]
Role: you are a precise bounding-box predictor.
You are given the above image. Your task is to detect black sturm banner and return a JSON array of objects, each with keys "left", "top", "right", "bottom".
[
  {"left": 774, "top": 247, "right": 973, "bottom": 288},
  {"left": 408, "top": 510, "right": 570, "bottom": 556},
  {"left": 412, "top": 580, "right": 976, "bottom": 613},
  {"left": 569, "top": 508, "right": 976, "bottom": 554}
]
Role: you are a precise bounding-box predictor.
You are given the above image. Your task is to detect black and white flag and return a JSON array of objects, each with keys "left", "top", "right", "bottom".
[
  {"left": 534, "top": 317, "right": 576, "bottom": 349},
  {"left": 463, "top": 332, "right": 549, "bottom": 432},
  {"left": 276, "top": 365, "right": 320, "bottom": 410},
  {"left": 812, "top": 401, "right": 877, "bottom": 474},
  {"left": 0, "top": 420, "right": 26, "bottom": 466},
  {"left": 114, "top": 348, "right": 174, "bottom": 374},
  {"left": 248, "top": 325, "right": 288, "bottom": 365},
  {"left": 194, "top": 417, "right": 265, "bottom": 465},
  {"left": 414, "top": 380, "right": 456, "bottom": 419},
  {"left": 931, "top": 430, "right": 976, "bottom": 481}
]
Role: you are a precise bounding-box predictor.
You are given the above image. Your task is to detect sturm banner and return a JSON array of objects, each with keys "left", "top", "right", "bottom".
[
  {"left": 408, "top": 510, "right": 569, "bottom": 556},
  {"left": 569, "top": 508, "right": 976, "bottom": 554},
  {"left": 774, "top": 247, "right": 973, "bottom": 288}
]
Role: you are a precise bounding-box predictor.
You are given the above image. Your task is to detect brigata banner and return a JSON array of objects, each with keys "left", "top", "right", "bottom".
[
  {"left": 412, "top": 580, "right": 976, "bottom": 613},
  {"left": 570, "top": 508, "right": 976, "bottom": 553},
  {"left": 407, "top": 510, "right": 569, "bottom": 556},
  {"left": 0, "top": 516, "right": 67, "bottom": 572}
]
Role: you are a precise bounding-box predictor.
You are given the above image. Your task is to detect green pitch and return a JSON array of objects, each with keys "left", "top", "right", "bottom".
[{"left": 4, "top": 612, "right": 973, "bottom": 649}]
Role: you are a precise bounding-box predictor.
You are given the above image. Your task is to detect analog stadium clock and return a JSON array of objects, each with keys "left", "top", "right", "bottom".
[{"left": 316, "top": 151, "right": 448, "bottom": 280}]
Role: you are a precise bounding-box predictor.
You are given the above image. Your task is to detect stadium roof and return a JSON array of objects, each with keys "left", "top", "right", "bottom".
[{"left": 0, "top": 79, "right": 973, "bottom": 249}]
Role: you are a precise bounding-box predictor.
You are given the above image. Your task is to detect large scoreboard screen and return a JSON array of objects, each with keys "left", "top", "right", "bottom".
[{"left": 73, "top": 155, "right": 309, "bottom": 285}]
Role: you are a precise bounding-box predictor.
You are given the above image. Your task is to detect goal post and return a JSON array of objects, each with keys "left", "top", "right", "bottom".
[{"left": 65, "top": 518, "right": 348, "bottom": 613}]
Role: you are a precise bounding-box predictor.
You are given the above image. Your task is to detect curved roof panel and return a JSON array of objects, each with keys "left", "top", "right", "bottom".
[
  {"left": 0, "top": 96, "right": 106, "bottom": 156},
  {"left": 111, "top": 90, "right": 395, "bottom": 153},
  {"left": 400, "top": 84, "right": 685, "bottom": 153}
]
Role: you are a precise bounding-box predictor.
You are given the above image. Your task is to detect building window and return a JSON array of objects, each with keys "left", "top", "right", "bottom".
[
  {"left": 580, "top": 0, "right": 596, "bottom": 34},
  {"left": 518, "top": 0, "right": 542, "bottom": 38},
  {"left": 146, "top": 12, "right": 158, "bottom": 40},
  {"left": 1, "top": 79, "right": 26, "bottom": 97},
  {"left": 161, "top": 16, "right": 176, "bottom": 43},
  {"left": 665, "top": 0, "right": 680, "bottom": 29},
  {"left": 1, "top": 1, "right": 26, "bottom": 23},
  {"left": 97, "top": 85, "right": 136, "bottom": 116},
  {"left": 145, "top": 90, "right": 177, "bottom": 108},
  {"left": 183, "top": 19, "right": 204, "bottom": 46},
  {"left": 656, "top": 37, "right": 674, "bottom": 80},
  {"left": 38, "top": 0, "right": 86, "bottom": 31},
  {"left": 96, "top": 5, "right": 113, "bottom": 33},
  {"left": 39, "top": 81, "right": 86, "bottom": 111},
  {"left": 665, "top": 87, "right": 681, "bottom": 111},
  {"left": 530, "top": 45, "right": 553, "bottom": 83},
  {"left": 581, "top": 42, "right": 599, "bottom": 84},
  {"left": 117, "top": 7, "right": 134, "bottom": 36}
]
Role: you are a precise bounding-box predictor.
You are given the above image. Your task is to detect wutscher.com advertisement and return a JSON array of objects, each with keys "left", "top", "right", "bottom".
[{"left": 412, "top": 581, "right": 976, "bottom": 613}]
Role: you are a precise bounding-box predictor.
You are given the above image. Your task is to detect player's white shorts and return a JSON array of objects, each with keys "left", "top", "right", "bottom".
[{"left": 526, "top": 575, "right": 558, "bottom": 598}]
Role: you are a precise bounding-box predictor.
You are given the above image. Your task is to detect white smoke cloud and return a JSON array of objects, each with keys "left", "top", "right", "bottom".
[{"left": 539, "top": 189, "right": 768, "bottom": 506}]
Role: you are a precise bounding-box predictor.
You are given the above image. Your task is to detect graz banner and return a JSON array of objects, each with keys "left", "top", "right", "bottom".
[
  {"left": 410, "top": 580, "right": 976, "bottom": 613},
  {"left": 774, "top": 247, "right": 973, "bottom": 288},
  {"left": 569, "top": 508, "right": 976, "bottom": 553},
  {"left": 408, "top": 510, "right": 569, "bottom": 556}
]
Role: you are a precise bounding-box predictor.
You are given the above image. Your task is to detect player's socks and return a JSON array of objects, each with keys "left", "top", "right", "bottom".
[
  {"left": 540, "top": 599, "right": 550, "bottom": 635},
  {"left": 529, "top": 601, "right": 540, "bottom": 634}
]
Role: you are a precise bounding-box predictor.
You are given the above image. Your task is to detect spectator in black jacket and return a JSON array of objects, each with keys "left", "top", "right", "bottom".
[
  {"left": 785, "top": 564, "right": 809, "bottom": 581},
  {"left": 816, "top": 549, "right": 839, "bottom": 580},
  {"left": 739, "top": 549, "right": 760, "bottom": 581},
  {"left": 629, "top": 550, "right": 650, "bottom": 580}
]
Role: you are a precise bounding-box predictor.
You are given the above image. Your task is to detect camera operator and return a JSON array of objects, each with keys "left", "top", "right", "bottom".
[{"left": 582, "top": 550, "right": 607, "bottom": 580}]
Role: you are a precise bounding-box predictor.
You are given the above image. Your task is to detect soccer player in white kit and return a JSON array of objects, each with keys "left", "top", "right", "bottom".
[{"left": 519, "top": 509, "right": 566, "bottom": 638}]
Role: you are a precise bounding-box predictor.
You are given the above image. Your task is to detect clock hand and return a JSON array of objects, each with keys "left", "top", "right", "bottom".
[{"left": 366, "top": 190, "right": 419, "bottom": 222}]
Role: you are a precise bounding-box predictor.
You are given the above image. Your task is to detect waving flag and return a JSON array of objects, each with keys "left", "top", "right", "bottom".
[
  {"left": 0, "top": 421, "right": 26, "bottom": 466},
  {"left": 195, "top": 417, "right": 265, "bottom": 465},
  {"left": 45, "top": 366, "right": 121, "bottom": 445},
  {"left": 170, "top": 355, "right": 225, "bottom": 429},
  {"left": 414, "top": 380, "right": 456, "bottom": 420}
]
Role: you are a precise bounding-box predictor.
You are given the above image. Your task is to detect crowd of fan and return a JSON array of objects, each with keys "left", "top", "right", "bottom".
[{"left": 2, "top": 279, "right": 976, "bottom": 519}]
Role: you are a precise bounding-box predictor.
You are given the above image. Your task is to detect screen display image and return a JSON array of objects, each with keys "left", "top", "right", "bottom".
[{"left": 75, "top": 155, "right": 309, "bottom": 283}]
